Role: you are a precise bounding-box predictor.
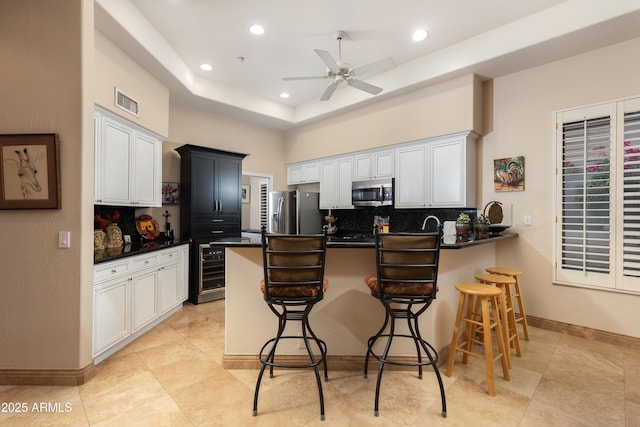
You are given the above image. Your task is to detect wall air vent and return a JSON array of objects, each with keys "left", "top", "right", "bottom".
[{"left": 114, "top": 87, "right": 139, "bottom": 117}]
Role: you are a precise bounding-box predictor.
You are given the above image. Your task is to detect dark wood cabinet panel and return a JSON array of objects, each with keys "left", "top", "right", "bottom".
[
  {"left": 175, "top": 144, "right": 247, "bottom": 303},
  {"left": 191, "top": 154, "right": 216, "bottom": 215}
]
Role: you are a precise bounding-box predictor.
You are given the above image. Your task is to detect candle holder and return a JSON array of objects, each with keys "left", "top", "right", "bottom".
[{"left": 324, "top": 215, "right": 337, "bottom": 235}]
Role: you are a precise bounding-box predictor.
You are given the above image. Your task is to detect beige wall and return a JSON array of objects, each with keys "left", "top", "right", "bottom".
[
  {"left": 0, "top": 0, "right": 94, "bottom": 369},
  {"left": 94, "top": 31, "right": 169, "bottom": 138},
  {"left": 486, "top": 37, "right": 640, "bottom": 338},
  {"left": 283, "top": 74, "right": 482, "bottom": 163},
  {"left": 167, "top": 104, "right": 287, "bottom": 190}
]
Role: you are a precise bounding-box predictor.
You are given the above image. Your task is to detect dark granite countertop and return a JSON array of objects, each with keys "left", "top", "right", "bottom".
[
  {"left": 210, "top": 232, "right": 518, "bottom": 249},
  {"left": 94, "top": 240, "right": 189, "bottom": 264}
]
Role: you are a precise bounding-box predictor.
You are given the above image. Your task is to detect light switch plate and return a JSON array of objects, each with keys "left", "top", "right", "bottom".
[
  {"left": 523, "top": 215, "right": 532, "bottom": 226},
  {"left": 59, "top": 231, "right": 71, "bottom": 248}
]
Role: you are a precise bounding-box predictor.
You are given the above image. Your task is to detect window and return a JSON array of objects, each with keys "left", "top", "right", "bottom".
[{"left": 555, "top": 97, "right": 640, "bottom": 293}]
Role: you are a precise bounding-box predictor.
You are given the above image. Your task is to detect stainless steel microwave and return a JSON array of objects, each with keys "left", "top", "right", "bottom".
[{"left": 352, "top": 178, "right": 393, "bottom": 207}]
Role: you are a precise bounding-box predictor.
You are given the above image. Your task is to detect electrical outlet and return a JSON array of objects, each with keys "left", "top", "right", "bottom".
[{"left": 523, "top": 215, "right": 532, "bottom": 226}]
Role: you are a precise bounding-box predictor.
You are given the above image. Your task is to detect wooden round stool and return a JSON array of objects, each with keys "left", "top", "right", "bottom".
[
  {"left": 475, "top": 273, "right": 521, "bottom": 368},
  {"left": 445, "top": 282, "right": 510, "bottom": 396},
  {"left": 486, "top": 267, "right": 530, "bottom": 341}
]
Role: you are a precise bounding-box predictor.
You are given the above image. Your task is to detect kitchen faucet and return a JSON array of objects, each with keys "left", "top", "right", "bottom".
[{"left": 422, "top": 215, "right": 441, "bottom": 231}]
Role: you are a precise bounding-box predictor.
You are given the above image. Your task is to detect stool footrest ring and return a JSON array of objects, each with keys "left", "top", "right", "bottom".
[
  {"left": 258, "top": 336, "right": 327, "bottom": 369},
  {"left": 366, "top": 334, "right": 439, "bottom": 367}
]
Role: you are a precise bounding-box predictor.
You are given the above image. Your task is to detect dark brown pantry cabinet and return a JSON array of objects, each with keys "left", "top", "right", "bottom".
[{"left": 176, "top": 144, "right": 247, "bottom": 304}]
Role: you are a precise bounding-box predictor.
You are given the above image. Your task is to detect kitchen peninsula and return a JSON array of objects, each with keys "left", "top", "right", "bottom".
[{"left": 217, "top": 233, "right": 517, "bottom": 369}]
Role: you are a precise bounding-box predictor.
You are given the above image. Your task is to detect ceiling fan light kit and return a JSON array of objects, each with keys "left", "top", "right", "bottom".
[{"left": 283, "top": 31, "right": 395, "bottom": 101}]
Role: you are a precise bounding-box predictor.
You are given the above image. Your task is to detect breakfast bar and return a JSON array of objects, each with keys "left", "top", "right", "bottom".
[{"left": 217, "top": 233, "right": 517, "bottom": 369}]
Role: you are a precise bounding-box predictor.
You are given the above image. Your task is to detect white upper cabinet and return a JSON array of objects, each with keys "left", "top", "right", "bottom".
[
  {"left": 352, "top": 148, "right": 394, "bottom": 181},
  {"left": 95, "top": 107, "right": 162, "bottom": 207},
  {"left": 395, "top": 132, "right": 477, "bottom": 208},
  {"left": 319, "top": 156, "right": 353, "bottom": 210},
  {"left": 132, "top": 131, "right": 161, "bottom": 206},
  {"left": 395, "top": 144, "right": 428, "bottom": 208},
  {"left": 287, "top": 161, "right": 320, "bottom": 185}
]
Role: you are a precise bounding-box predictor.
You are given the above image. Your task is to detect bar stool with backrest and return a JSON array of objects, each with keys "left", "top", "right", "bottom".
[
  {"left": 445, "top": 282, "right": 510, "bottom": 396},
  {"left": 485, "top": 267, "right": 530, "bottom": 341},
  {"left": 362, "top": 217, "right": 447, "bottom": 418},
  {"left": 253, "top": 230, "right": 329, "bottom": 421},
  {"left": 474, "top": 273, "right": 521, "bottom": 367}
]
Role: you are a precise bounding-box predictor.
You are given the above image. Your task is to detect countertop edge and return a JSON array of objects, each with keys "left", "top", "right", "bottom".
[
  {"left": 94, "top": 240, "right": 190, "bottom": 264},
  {"left": 211, "top": 232, "right": 518, "bottom": 249}
]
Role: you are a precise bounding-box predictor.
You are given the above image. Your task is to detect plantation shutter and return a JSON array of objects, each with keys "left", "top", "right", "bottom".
[
  {"left": 621, "top": 102, "right": 640, "bottom": 290},
  {"left": 260, "top": 183, "right": 268, "bottom": 230},
  {"left": 555, "top": 104, "right": 615, "bottom": 289},
  {"left": 561, "top": 117, "right": 612, "bottom": 272}
]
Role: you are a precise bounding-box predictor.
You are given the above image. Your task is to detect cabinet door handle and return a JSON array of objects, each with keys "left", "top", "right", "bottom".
[
  {"left": 211, "top": 219, "right": 224, "bottom": 222},
  {"left": 219, "top": 200, "right": 222, "bottom": 211},
  {"left": 211, "top": 231, "right": 223, "bottom": 234}
]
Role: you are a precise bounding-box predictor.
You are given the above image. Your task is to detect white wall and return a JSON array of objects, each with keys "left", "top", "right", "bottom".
[{"left": 486, "top": 37, "right": 640, "bottom": 338}]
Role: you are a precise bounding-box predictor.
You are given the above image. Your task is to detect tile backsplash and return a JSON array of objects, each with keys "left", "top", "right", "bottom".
[
  {"left": 322, "top": 206, "right": 477, "bottom": 234},
  {"left": 94, "top": 206, "right": 137, "bottom": 237}
]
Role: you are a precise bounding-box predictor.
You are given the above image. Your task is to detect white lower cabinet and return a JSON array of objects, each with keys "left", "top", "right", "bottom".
[
  {"left": 93, "top": 277, "right": 130, "bottom": 356},
  {"left": 131, "top": 268, "right": 158, "bottom": 332},
  {"left": 158, "top": 248, "right": 183, "bottom": 313},
  {"left": 93, "top": 244, "right": 188, "bottom": 362}
]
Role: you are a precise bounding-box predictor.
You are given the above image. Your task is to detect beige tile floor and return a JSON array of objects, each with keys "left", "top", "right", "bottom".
[{"left": 1, "top": 299, "right": 639, "bottom": 426}]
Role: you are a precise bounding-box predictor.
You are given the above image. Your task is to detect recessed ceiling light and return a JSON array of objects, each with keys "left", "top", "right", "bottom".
[
  {"left": 200, "top": 63, "right": 212, "bottom": 71},
  {"left": 412, "top": 29, "right": 428, "bottom": 42},
  {"left": 280, "top": 92, "right": 290, "bottom": 99},
  {"left": 249, "top": 24, "right": 264, "bottom": 35}
]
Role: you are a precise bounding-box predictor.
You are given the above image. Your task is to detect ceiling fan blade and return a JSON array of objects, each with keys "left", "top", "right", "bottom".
[
  {"left": 314, "top": 49, "right": 339, "bottom": 70},
  {"left": 348, "top": 79, "right": 383, "bottom": 95},
  {"left": 283, "top": 76, "right": 326, "bottom": 81},
  {"left": 319, "top": 81, "right": 339, "bottom": 101},
  {"left": 351, "top": 57, "right": 395, "bottom": 77}
]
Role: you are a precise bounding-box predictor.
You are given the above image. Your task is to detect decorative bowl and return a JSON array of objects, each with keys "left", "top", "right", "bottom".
[{"left": 488, "top": 224, "right": 511, "bottom": 235}]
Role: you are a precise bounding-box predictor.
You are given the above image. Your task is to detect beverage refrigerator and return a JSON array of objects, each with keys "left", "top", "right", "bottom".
[{"left": 267, "top": 190, "right": 323, "bottom": 234}]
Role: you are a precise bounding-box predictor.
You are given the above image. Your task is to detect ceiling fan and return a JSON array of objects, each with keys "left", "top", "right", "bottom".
[{"left": 283, "top": 31, "right": 396, "bottom": 101}]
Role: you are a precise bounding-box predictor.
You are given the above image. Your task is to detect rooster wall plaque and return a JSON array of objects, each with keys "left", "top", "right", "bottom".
[{"left": 494, "top": 156, "right": 525, "bottom": 192}]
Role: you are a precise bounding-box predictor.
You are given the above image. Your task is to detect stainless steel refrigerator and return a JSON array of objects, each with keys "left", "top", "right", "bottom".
[{"left": 267, "top": 190, "right": 323, "bottom": 234}]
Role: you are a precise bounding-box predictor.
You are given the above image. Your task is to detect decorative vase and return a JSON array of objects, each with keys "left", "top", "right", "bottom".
[
  {"left": 455, "top": 222, "right": 470, "bottom": 236},
  {"left": 94, "top": 229, "right": 107, "bottom": 251},
  {"left": 474, "top": 223, "right": 489, "bottom": 239},
  {"left": 105, "top": 223, "right": 124, "bottom": 249}
]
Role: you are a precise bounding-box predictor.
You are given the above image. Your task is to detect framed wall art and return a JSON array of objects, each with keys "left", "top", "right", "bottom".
[
  {"left": 0, "top": 134, "right": 61, "bottom": 209},
  {"left": 494, "top": 156, "right": 525, "bottom": 192},
  {"left": 241, "top": 184, "right": 250, "bottom": 203},
  {"left": 162, "top": 182, "right": 179, "bottom": 204}
]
